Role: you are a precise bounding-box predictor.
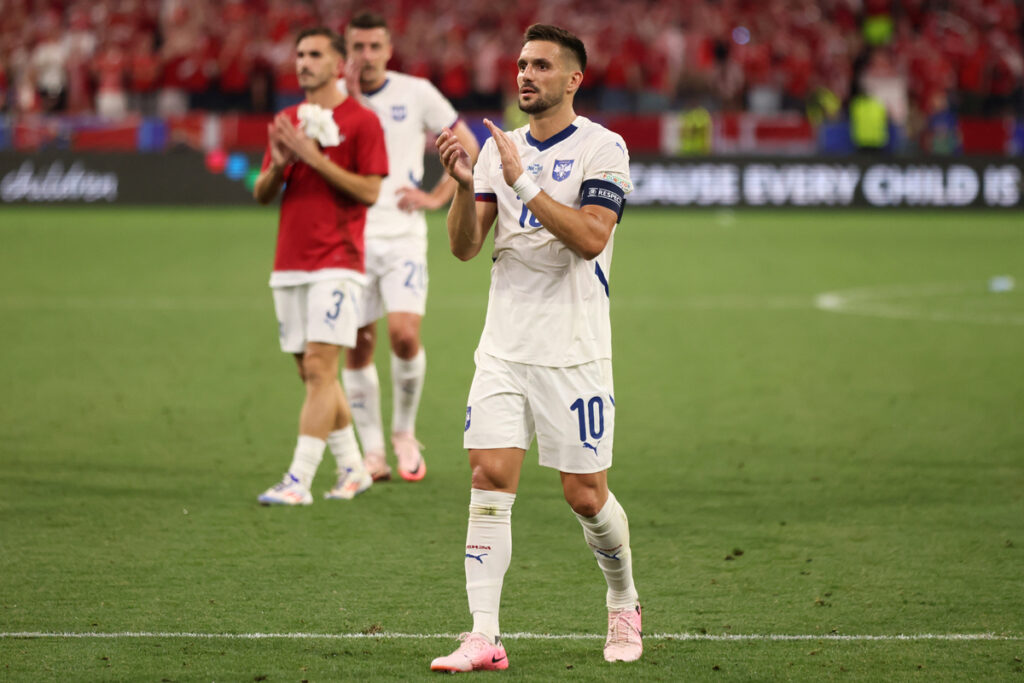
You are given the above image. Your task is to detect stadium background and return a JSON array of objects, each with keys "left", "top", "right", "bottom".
[{"left": 2, "top": 1, "right": 1023, "bottom": 680}]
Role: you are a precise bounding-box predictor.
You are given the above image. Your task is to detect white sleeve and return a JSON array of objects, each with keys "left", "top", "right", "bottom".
[
  {"left": 418, "top": 79, "right": 460, "bottom": 134},
  {"left": 473, "top": 138, "right": 496, "bottom": 196},
  {"left": 583, "top": 132, "right": 633, "bottom": 195}
]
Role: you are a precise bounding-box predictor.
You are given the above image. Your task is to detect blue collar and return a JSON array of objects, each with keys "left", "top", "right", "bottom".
[
  {"left": 525, "top": 122, "right": 578, "bottom": 151},
  {"left": 362, "top": 78, "right": 390, "bottom": 97}
]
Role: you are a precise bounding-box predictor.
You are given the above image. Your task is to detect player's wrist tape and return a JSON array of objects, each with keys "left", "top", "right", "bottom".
[{"left": 512, "top": 173, "right": 542, "bottom": 203}]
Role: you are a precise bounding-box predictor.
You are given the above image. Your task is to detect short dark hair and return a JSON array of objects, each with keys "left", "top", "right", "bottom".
[
  {"left": 296, "top": 27, "right": 346, "bottom": 58},
  {"left": 523, "top": 24, "right": 587, "bottom": 72},
  {"left": 348, "top": 11, "right": 389, "bottom": 32}
]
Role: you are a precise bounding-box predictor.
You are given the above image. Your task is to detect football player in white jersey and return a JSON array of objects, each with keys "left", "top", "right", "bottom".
[
  {"left": 339, "top": 12, "right": 479, "bottom": 483},
  {"left": 431, "top": 24, "right": 641, "bottom": 672}
]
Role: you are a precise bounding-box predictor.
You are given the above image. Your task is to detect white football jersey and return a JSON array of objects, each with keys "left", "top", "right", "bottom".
[
  {"left": 339, "top": 71, "right": 458, "bottom": 239},
  {"left": 473, "top": 116, "right": 633, "bottom": 367}
]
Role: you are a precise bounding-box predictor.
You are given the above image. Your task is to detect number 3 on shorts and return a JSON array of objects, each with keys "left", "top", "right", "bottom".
[{"left": 326, "top": 289, "right": 344, "bottom": 321}]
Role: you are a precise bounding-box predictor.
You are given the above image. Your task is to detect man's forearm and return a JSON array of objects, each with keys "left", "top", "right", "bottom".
[
  {"left": 428, "top": 174, "right": 458, "bottom": 207},
  {"left": 447, "top": 184, "right": 484, "bottom": 260},
  {"left": 307, "top": 153, "right": 381, "bottom": 205},
  {"left": 525, "top": 192, "right": 614, "bottom": 260},
  {"left": 253, "top": 164, "right": 286, "bottom": 204}
]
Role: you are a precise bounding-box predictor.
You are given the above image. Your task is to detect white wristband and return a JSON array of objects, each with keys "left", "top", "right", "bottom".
[{"left": 512, "top": 172, "right": 542, "bottom": 203}]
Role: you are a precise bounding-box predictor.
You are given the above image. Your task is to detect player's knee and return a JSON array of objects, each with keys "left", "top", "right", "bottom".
[
  {"left": 345, "top": 326, "right": 376, "bottom": 368},
  {"left": 346, "top": 345, "right": 374, "bottom": 368},
  {"left": 389, "top": 328, "right": 420, "bottom": 359},
  {"left": 470, "top": 463, "right": 508, "bottom": 491},
  {"left": 564, "top": 488, "right": 603, "bottom": 518},
  {"left": 301, "top": 352, "right": 336, "bottom": 385}
]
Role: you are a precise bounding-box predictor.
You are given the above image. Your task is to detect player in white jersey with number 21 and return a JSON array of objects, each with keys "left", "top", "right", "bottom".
[
  {"left": 432, "top": 23, "right": 641, "bottom": 673},
  {"left": 339, "top": 12, "right": 480, "bottom": 483}
]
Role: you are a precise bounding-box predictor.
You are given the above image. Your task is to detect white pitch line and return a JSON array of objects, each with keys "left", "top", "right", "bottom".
[
  {"left": 1, "top": 631, "right": 1019, "bottom": 642},
  {"left": 816, "top": 280, "right": 1024, "bottom": 326}
]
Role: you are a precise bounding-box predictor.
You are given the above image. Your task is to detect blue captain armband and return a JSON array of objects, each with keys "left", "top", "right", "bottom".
[{"left": 580, "top": 179, "right": 626, "bottom": 220}]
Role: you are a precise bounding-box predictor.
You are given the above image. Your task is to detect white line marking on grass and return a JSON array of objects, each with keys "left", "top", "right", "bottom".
[
  {"left": 816, "top": 280, "right": 1024, "bottom": 326},
  {"left": 1, "top": 631, "right": 1019, "bottom": 642}
]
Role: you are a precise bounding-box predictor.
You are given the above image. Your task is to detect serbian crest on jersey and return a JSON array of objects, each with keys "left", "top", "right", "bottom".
[
  {"left": 391, "top": 105, "right": 407, "bottom": 121},
  {"left": 552, "top": 159, "right": 574, "bottom": 181}
]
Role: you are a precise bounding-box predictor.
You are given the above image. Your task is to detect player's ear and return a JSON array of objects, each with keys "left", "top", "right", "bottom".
[{"left": 566, "top": 69, "right": 583, "bottom": 96}]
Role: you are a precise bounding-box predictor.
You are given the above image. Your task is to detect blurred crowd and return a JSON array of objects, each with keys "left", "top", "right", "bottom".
[{"left": 1, "top": 0, "right": 1021, "bottom": 125}]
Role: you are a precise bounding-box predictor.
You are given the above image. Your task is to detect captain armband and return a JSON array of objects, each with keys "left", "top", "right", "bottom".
[{"left": 580, "top": 179, "right": 627, "bottom": 220}]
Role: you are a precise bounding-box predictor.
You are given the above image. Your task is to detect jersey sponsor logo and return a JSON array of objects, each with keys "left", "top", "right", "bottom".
[
  {"left": 583, "top": 439, "right": 602, "bottom": 456},
  {"left": 552, "top": 159, "right": 574, "bottom": 181},
  {"left": 391, "top": 105, "right": 407, "bottom": 121},
  {"left": 465, "top": 552, "right": 488, "bottom": 564},
  {"left": 527, "top": 162, "right": 543, "bottom": 176}
]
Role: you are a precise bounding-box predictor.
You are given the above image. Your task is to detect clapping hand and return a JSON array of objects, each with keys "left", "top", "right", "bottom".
[{"left": 436, "top": 127, "right": 474, "bottom": 189}]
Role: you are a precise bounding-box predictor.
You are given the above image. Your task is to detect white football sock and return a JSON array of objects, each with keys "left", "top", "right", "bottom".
[
  {"left": 341, "top": 365, "right": 385, "bottom": 454},
  {"left": 465, "top": 488, "right": 515, "bottom": 643},
  {"left": 288, "top": 435, "right": 325, "bottom": 490},
  {"left": 391, "top": 349, "right": 425, "bottom": 435},
  {"left": 327, "top": 426, "right": 363, "bottom": 471},
  {"left": 575, "top": 491, "right": 639, "bottom": 610}
]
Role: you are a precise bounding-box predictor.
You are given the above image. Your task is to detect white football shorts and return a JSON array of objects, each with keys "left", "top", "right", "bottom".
[
  {"left": 272, "top": 278, "right": 363, "bottom": 353},
  {"left": 357, "top": 236, "right": 428, "bottom": 326},
  {"left": 463, "top": 350, "right": 616, "bottom": 474}
]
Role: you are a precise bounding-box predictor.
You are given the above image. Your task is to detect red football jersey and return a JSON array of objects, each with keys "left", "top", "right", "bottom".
[{"left": 262, "top": 96, "right": 389, "bottom": 278}]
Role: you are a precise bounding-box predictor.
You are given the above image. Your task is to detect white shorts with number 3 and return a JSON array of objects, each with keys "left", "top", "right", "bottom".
[
  {"left": 272, "top": 278, "right": 363, "bottom": 353},
  {"left": 463, "top": 350, "right": 615, "bottom": 474}
]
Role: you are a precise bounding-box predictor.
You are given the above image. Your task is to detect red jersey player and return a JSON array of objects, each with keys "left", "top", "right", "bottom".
[{"left": 253, "top": 27, "right": 388, "bottom": 506}]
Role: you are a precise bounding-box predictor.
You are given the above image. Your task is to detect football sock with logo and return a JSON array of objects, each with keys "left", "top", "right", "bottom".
[
  {"left": 465, "top": 488, "right": 515, "bottom": 643},
  {"left": 341, "top": 365, "right": 386, "bottom": 455},
  {"left": 288, "top": 435, "right": 326, "bottom": 490},
  {"left": 575, "top": 491, "right": 639, "bottom": 610},
  {"left": 391, "top": 349, "right": 426, "bottom": 435},
  {"left": 327, "top": 426, "right": 363, "bottom": 471}
]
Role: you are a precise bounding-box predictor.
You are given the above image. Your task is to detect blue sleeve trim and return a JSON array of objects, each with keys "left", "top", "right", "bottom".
[
  {"left": 580, "top": 179, "right": 626, "bottom": 221},
  {"left": 475, "top": 193, "right": 497, "bottom": 203},
  {"left": 595, "top": 262, "right": 610, "bottom": 297}
]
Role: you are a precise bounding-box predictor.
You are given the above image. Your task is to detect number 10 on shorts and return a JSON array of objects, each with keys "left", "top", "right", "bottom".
[{"left": 570, "top": 396, "right": 605, "bottom": 443}]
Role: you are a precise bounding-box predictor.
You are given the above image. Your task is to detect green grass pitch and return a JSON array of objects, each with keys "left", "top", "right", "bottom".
[{"left": 1, "top": 206, "right": 1022, "bottom": 681}]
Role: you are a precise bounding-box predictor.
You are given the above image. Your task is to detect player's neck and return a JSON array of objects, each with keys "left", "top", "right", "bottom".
[
  {"left": 304, "top": 82, "right": 345, "bottom": 110},
  {"left": 361, "top": 75, "right": 387, "bottom": 93},
  {"left": 528, "top": 103, "right": 577, "bottom": 141}
]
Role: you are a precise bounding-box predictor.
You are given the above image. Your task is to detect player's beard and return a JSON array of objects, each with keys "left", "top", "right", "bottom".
[
  {"left": 518, "top": 89, "right": 563, "bottom": 114},
  {"left": 299, "top": 70, "right": 332, "bottom": 93}
]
